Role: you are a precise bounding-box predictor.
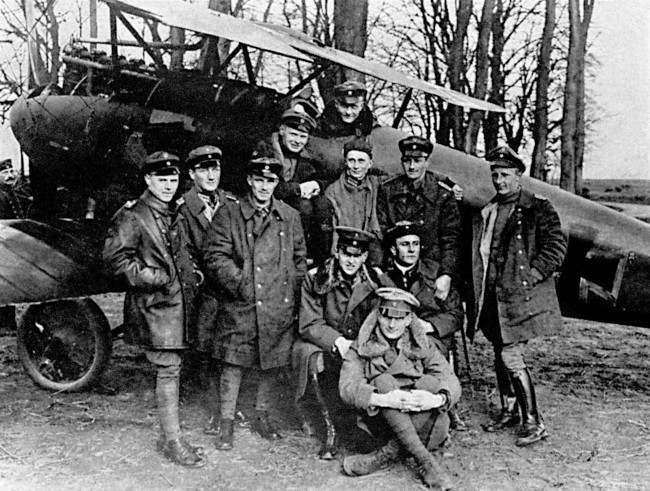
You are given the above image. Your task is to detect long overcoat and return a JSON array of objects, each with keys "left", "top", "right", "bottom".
[
  {"left": 103, "top": 190, "right": 200, "bottom": 349},
  {"left": 203, "top": 194, "right": 307, "bottom": 370},
  {"left": 377, "top": 171, "right": 461, "bottom": 279},
  {"left": 177, "top": 186, "right": 231, "bottom": 351},
  {"left": 468, "top": 189, "right": 567, "bottom": 344}
]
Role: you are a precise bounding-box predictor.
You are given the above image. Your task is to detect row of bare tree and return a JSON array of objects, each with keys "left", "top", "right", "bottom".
[{"left": 0, "top": 0, "right": 596, "bottom": 194}]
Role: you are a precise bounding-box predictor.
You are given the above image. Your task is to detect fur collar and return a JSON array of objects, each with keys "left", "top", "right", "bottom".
[{"left": 355, "top": 309, "right": 430, "bottom": 360}]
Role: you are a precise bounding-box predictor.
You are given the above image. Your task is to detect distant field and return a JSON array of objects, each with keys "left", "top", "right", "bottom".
[{"left": 583, "top": 179, "right": 650, "bottom": 204}]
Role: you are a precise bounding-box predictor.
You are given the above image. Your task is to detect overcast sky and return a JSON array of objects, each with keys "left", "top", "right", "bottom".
[
  {"left": 586, "top": 0, "right": 650, "bottom": 179},
  {"left": 1, "top": 0, "right": 649, "bottom": 179}
]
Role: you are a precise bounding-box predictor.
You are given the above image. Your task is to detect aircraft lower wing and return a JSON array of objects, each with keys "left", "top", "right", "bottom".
[
  {"left": 0, "top": 220, "right": 116, "bottom": 305},
  {"left": 101, "top": 0, "right": 504, "bottom": 113}
]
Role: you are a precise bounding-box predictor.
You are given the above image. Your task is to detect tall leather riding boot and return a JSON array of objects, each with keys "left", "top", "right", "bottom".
[
  {"left": 483, "top": 357, "right": 519, "bottom": 432},
  {"left": 310, "top": 372, "right": 338, "bottom": 459},
  {"left": 342, "top": 439, "right": 401, "bottom": 476},
  {"left": 156, "top": 374, "right": 205, "bottom": 467},
  {"left": 380, "top": 408, "right": 453, "bottom": 489},
  {"left": 511, "top": 368, "right": 548, "bottom": 446}
]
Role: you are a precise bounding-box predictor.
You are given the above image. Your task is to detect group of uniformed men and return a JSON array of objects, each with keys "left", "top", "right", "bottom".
[{"left": 103, "top": 80, "right": 567, "bottom": 490}]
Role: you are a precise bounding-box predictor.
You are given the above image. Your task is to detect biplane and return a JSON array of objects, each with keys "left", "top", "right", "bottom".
[{"left": 6, "top": 0, "right": 650, "bottom": 392}]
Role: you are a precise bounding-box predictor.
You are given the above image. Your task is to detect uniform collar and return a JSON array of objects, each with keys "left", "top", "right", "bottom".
[
  {"left": 489, "top": 188, "right": 535, "bottom": 209},
  {"left": 241, "top": 193, "right": 285, "bottom": 221},
  {"left": 141, "top": 189, "right": 171, "bottom": 215}
]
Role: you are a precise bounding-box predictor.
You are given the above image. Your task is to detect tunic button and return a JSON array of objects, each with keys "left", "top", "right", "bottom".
[
  {"left": 519, "top": 265, "right": 524, "bottom": 270},
  {"left": 284, "top": 298, "right": 289, "bottom": 303},
  {"left": 522, "top": 280, "right": 528, "bottom": 286},
  {"left": 257, "top": 284, "right": 262, "bottom": 289},
  {"left": 256, "top": 267, "right": 261, "bottom": 271},
  {"left": 280, "top": 232, "right": 284, "bottom": 236},
  {"left": 518, "top": 250, "right": 523, "bottom": 255},
  {"left": 517, "top": 220, "right": 522, "bottom": 225},
  {"left": 257, "top": 300, "right": 262, "bottom": 306},
  {"left": 248, "top": 233, "right": 252, "bottom": 238},
  {"left": 516, "top": 234, "right": 522, "bottom": 240}
]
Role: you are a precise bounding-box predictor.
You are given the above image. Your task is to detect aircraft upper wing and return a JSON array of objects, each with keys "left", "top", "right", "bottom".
[
  {"left": 102, "top": 0, "right": 312, "bottom": 62},
  {"left": 259, "top": 23, "right": 505, "bottom": 113},
  {"left": 102, "top": 0, "right": 504, "bottom": 113}
]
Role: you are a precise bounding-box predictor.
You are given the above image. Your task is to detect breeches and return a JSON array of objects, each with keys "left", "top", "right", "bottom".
[
  {"left": 146, "top": 350, "right": 182, "bottom": 380},
  {"left": 371, "top": 373, "right": 449, "bottom": 450},
  {"left": 494, "top": 342, "right": 528, "bottom": 372}
]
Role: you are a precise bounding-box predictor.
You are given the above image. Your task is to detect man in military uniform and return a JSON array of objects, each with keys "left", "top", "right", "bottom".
[
  {"left": 103, "top": 151, "right": 205, "bottom": 467},
  {"left": 255, "top": 99, "right": 332, "bottom": 264},
  {"left": 339, "top": 287, "right": 459, "bottom": 489},
  {"left": 315, "top": 80, "right": 378, "bottom": 138},
  {"left": 469, "top": 145, "right": 567, "bottom": 446},
  {"left": 203, "top": 157, "right": 307, "bottom": 451},
  {"left": 380, "top": 222, "right": 467, "bottom": 431},
  {"left": 293, "top": 226, "right": 379, "bottom": 459},
  {"left": 377, "top": 135, "right": 461, "bottom": 303},
  {"left": 324, "top": 138, "right": 383, "bottom": 265},
  {"left": 176, "top": 145, "right": 231, "bottom": 432}
]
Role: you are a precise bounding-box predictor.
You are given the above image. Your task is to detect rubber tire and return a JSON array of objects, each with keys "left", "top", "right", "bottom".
[{"left": 16, "top": 298, "right": 112, "bottom": 392}]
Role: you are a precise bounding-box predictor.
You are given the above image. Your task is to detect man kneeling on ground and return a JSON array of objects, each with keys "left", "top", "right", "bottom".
[{"left": 339, "top": 287, "right": 460, "bottom": 490}]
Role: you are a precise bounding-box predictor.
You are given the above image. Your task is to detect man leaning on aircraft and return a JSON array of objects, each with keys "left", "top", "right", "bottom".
[{"left": 468, "top": 145, "right": 567, "bottom": 447}]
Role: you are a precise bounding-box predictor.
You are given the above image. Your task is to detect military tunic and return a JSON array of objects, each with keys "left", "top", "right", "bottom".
[
  {"left": 293, "top": 259, "right": 379, "bottom": 398},
  {"left": 377, "top": 171, "right": 461, "bottom": 279},
  {"left": 177, "top": 187, "right": 232, "bottom": 351}
]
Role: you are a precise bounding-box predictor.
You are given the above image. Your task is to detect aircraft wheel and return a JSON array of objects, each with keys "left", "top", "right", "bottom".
[{"left": 16, "top": 299, "right": 112, "bottom": 392}]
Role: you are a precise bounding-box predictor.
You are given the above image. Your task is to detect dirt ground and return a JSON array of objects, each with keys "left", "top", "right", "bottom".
[{"left": 0, "top": 293, "right": 649, "bottom": 490}]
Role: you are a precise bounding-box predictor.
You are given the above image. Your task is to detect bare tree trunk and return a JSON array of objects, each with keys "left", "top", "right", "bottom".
[
  {"left": 561, "top": 0, "right": 594, "bottom": 193},
  {"left": 531, "top": 0, "right": 555, "bottom": 180},
  {"left": 199, "top": 0, "right": 231, "bottom": 75},
  {"left": 560, "top": 0, "right": 580, "bottom": 193},
  {"left": 334, "top": 0, "right": 368, "bottom": 82},
  {"left": 574, "top": 0, "right": 595, "bottom": 194},
  {"left": 483, "top": 0, "right": 504, "bottom": 153},
  {"left": 24, "top": 0, "right": 47, "bottom": 87},
  {"left": 445, "top": 0, "right": 472, "bottom": 149},
  {"left": 47, "top": 0, "right": 60, "bottom": 84},
  {"left": 170, "top": 27, "right": 185, "bottom": 70},
  {"left": 318, "top": 0, "right": 368, "bottom": 103},
  {"left": 464, "top": 0, "right": 495, "bottom": 154}
]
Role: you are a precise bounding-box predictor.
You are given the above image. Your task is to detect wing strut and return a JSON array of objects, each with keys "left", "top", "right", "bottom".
[
  {"left": 283, "top": 63, "right": 330, "bottom": 100},
  {"left": 392, "top": 88, "right": 413, "bottom": 128},
  {"left": 115, "top": 11, "right": 164, "bottom": 69},
  {"left": 213, "top": 44, "right": 243, "bottom": 77},
  {"left": 241, "top": 45, "right": 256, "bottom": 85}
]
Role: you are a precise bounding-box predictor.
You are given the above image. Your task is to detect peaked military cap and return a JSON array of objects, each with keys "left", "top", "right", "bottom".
[
  {"left": 186, "top": 145, "right": 222, "bottom": 169},
  {"left": 0, "top": 159, "right": 12, "bottom": 172},
  {"left": 336, "top": 226, "right": 374, "bottom": 255},
  {"left": 247, "top": 156, "right": 282, "bottom": 179},
  {"left": 281, "top": 104, "right": 317, "bottom": 133},
  {"left": 376, "top": 287, "right": 420, "bottom": 318},
  {"left": 398, "top": 135, "right": 433, "bottom": 157},
  {"left": 141, "top": 151, "right": 180, "bottom": 175},
  {"left": 343, "top": 137, "right": 373, "bottom": 158},
  {"left": 486, "top": 145, "right": 526, "bottom": 173},
  {"left": 334, "top": 80, "right": 367, "bottom": 103},
  {"left": 385, "top": 221, "right": 423, "bottom": 246}
]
